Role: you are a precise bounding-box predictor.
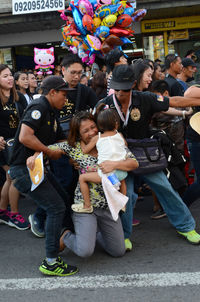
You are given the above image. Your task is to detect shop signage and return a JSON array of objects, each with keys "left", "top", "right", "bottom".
[
  {"left": 168, "top": 29, "right": 189, "bottom": 41},
  {"left": 141, "top": 16, "right": 200, "bottom": 33},
  {"left": 12, "top": 0, "right": 64, "bottom": 15}
]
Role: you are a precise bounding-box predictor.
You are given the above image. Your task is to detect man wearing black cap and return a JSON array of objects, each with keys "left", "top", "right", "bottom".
[
  {"left": 177, "top": 58, "right": 197, "bottom": 91},
  {"left": 97, "top": 64, "right": 200, "bottom": 249},
  {"left": 9, "top": 76, "right": 78, "bottom": 277}
]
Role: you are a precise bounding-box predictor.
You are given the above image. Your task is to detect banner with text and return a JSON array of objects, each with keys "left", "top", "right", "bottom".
[{"left": 12, "top": 0, "right": 64, "bottom": 15}]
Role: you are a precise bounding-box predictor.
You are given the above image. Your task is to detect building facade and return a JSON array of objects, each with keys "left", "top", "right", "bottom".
[{"left": 0, "top": 0, "right": 200, "bottom": 68}]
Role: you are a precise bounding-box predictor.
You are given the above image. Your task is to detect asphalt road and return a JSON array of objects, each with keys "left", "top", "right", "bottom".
[{"left": 1, "top": 194, "right": 200, "bottom": 302}]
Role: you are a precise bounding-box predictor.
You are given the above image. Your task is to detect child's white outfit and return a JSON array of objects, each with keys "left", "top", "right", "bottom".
[
  {"left": 96, "top": 131, "right": 128, "bottom": 180},
  {"left": 96, "top": 131, "right": 128, "bottom": 221}
]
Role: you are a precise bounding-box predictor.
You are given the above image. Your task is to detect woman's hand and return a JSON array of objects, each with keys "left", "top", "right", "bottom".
[
  {"left": 99, "top": 161, "right": 117, "bottom": 174},
  {"left": 69, "top": 158, "right": 80, "bottom": 170}
]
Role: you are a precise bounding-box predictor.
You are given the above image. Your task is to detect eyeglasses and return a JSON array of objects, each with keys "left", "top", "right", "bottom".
[
  {"left": 115, "top": 89, "right": 131, "bottom": 92},
  {"left": 67, "top": 70, "right": 83, "bottom": 76}
]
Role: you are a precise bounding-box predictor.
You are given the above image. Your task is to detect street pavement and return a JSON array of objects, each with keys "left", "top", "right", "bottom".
[{"left": 1, "top": 194, "right": 200, "bottom": 302}]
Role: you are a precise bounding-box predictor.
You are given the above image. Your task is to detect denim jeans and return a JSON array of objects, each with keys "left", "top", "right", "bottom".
[
  {"left": 10, "top": 165, "right": 66, "bottom": 258},
  {"left": 121, "top": 171, "right": 195, "bottom": 238},
  {"left": 183, "top": 140, "right": 200, "bottom": 207}
]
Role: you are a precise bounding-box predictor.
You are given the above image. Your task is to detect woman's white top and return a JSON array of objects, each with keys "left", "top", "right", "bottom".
[{"left": 96, "top": 131, "right": 126, "bottom": 165}]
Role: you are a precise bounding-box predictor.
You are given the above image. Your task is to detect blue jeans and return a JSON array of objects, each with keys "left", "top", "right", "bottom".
[
  {"left": 183, "top": 140, "right": 200, "bottom": 207},
  {"left": 10, "top": 165, "right": 66, "bottom": 258},
  {"left": 121, "top": 171, "right": 195, "bottom": 238}
]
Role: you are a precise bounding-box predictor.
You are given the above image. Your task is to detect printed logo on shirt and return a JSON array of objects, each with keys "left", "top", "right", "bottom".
[
  {"left": 157, "top": 95, "right": 164, "bottom": 102},
  {"left": 31, "top": 110, "right": 41, "bottom": 120},
  {"left": 130, "top": 108, "right": 141, "bottom": 121}
]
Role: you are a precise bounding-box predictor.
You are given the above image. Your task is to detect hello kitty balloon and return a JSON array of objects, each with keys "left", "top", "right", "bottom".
[{"left": 34, "top": 47, "right": 55, "bottom": 75}]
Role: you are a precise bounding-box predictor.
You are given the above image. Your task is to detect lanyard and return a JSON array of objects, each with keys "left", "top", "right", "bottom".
[{"left": 112, "top": 92, "right": 132, "bottom": 127}]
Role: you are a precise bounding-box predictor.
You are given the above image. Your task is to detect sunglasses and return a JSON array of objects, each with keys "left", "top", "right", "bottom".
[{"left": 115, "top": 89, "right": 131, "bottom": 92}]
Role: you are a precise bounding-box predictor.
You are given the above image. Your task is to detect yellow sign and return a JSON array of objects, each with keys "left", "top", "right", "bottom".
[
  {"left": 141, "top": 15, "right": 200, "bottom": 33},
  {"left": 168, "top": 29, "right": 189, "bottom": 41}
]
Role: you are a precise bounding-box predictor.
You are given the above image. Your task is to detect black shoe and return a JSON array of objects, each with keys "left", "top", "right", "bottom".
[
  {"left": 39, "top": 257, "right": 78, "bottom": 276},
  {"left": 151, "top": 209, "right": 167, "bottom": 219}
]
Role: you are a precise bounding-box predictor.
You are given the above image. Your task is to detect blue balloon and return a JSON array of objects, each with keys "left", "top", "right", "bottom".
[
  {"left": 123, "top": 7, "right": 135, "bottom": 16},
  {"left": 120, "top": 37, "right": 132, "bottom": 44},
  {"left": 95, "top": 26, "right": 110, "bottom": 39},
  {"left": 70, "top": 4, "right": 87, "bottom": 35},
  {"left": 90, "top": 0, "right": 98, "bottom": 10}
]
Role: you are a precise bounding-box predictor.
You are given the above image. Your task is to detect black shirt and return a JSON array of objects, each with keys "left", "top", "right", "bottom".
[
  {"left": 10, "top": 96, "right": 66, "bottom": 166},
  {"left": 57, "top": 83, "right": 97, "bottom": 125},
  {"left": 0, "top": 92, "right": 27, "bottom": 140},
  {"left": 98, "top": 91, "right": 169, "bottom": 139},
  {"left": 165, "top": 74, "right": 184, "bottom": 97}
]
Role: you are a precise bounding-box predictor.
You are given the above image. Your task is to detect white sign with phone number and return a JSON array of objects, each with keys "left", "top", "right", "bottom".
[{"left": 12, "top": 0, "right": 64, "bottom": 15}]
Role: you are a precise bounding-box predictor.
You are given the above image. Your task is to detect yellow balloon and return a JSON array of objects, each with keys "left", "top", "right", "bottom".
[
  {"left": 101, "top": 14, "right": 117, "bottom": 28},
  {"left": 93, "top": 17, "right": 101, "bottom": 30}
]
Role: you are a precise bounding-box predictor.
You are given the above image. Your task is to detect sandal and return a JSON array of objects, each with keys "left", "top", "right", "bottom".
[
  {"left": 71, "top": 203, "right": 93, "bottom": 213},
  {"left": 59, "top": 229, "right": 69, "bottom": 252}
]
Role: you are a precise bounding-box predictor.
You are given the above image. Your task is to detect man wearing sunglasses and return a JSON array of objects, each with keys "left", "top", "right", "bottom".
[{"left": 97, "top": 64, "right": 200, "bottom": 250}]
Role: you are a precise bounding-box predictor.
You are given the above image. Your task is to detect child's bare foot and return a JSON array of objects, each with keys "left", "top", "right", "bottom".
[{"left": 71, "top": 203, "right": 93, "bottom": 213}]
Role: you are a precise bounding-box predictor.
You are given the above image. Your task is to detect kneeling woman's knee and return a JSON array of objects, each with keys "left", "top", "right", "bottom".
[{"left": 76, "top": 245, "right": 95, "bottom": 258}]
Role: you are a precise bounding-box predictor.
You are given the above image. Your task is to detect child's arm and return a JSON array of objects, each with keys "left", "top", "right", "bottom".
[{"left": 81, "top": 135, "right": 98, "bottom": 154}]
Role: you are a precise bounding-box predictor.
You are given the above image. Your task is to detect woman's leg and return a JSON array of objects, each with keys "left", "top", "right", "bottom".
[
  {"left": 9, "top": 181, "right": 20, "bottom": 213},
  {"left": 0, "top": 166, "right": 10, "bottom": 210},
  {"left": 79, "top": 172, "right": 101, "bottom": 208},
  {"left": 63, "top": 212, "right": 97, "bottom": 257},
  {"left": 96, "top": 208, "right": 125, "bottom": 257}
]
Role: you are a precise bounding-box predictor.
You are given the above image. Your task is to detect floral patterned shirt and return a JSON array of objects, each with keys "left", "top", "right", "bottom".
[{"left": 50, "top": 141, "right": 136, "bottom": 209}]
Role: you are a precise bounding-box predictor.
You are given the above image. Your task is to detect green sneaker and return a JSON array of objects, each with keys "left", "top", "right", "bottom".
[
  {"left": 39, "top": 257, "right": 78, "bottom": 276},
  {"left": 177, "top": 230, "right": 200, "bottom": 245},
  {"left": 125, "top": 238, "right": 132, "bottom": 252}
]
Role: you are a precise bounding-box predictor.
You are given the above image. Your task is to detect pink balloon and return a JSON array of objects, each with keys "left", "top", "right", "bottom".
[{"left": 78, "top": 0, "right": 94, "bottom": 17}]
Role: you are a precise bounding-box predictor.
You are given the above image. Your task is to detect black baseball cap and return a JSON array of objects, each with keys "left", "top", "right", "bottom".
[
  {"left": 40, "top": 76, "right": 74, "bottom": 92},
  {"left": 110, "top": 65, "right": 136, "bottom": 90},
  {"left": 182, "top": 58, "right": 196, "bottom": 68}
]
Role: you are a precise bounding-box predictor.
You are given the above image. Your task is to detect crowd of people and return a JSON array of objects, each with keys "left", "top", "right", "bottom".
[{"left": 0, "top": 48, "right": 200, "bottom": 277}]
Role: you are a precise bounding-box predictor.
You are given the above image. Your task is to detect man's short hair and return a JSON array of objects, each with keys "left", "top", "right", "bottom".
[
  {"left": 104, "top": 48, "right": 124, "bottom": 72},
  {"left": 151, "top": 80, "right": 170, "bottom": 95},
  {"left": 61, "top": 53, "right": 82, "bottom": 69},
  {"left": 165, "top": 54, "right": 180, "bottom": 69}
]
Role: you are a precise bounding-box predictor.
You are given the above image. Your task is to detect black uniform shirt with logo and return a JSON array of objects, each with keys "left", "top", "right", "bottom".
[
  {"left": 98, "top": 91, "right": 169, "bottom": 139},
  {"left": 57, "top": 83, "right": 97, "bottom": 127},
  {"left": 10, "top": 96, "right": 66, "bottom": 166},
  {"left": 0, "top": 92, "right": 27, "bottom": 140}
]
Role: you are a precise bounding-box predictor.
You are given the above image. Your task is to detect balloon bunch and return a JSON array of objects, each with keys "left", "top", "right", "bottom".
[{"left": 60, "top": 0, "right": 147, "bottom": 65}]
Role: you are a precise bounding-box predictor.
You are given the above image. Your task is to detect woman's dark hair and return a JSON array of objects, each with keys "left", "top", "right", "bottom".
[
  {"left": 91, "top": 71, "right": 107, "bottom": 97},
  {"left": 152, "top": 62, "right": 161, "bottom": 81},
  {"left": 95, "top": 103, "right": 120, "bottom": 132},
  {"left": 143, "top": 59, "right": 154, "bottom": 70},
  {"left": 68, "top": 111, "right": 95, "bottom": 147},
  {"left": 14, "top": 71, "right": 27, "bottom": 91},
  {"left": 0, "top": 64, "right": 19, "bottom": 103},
  {"left": 131, "top": 62, "right": 151, "bottom": 90}
]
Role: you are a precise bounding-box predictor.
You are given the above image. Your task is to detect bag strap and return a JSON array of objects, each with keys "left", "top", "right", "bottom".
[{"left": 75, "top": 83, "right": 82, "bottom": 112}]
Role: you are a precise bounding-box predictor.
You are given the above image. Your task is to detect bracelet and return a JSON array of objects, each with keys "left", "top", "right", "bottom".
[{"left": 182, "top": 110, "right": 186, "bottom": 119}]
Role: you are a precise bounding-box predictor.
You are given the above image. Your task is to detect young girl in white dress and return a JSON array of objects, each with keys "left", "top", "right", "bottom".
[{"left": 71, "top": 103, "right": 133, "bottom": 213}]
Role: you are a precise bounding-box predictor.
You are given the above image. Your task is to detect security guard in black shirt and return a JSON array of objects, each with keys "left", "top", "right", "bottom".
[
  {"left": 98, "top": 65, "right": 200, "bottom": 249},
  {"left": 9, "top": 76, "right": 78, "bottom": 277}
]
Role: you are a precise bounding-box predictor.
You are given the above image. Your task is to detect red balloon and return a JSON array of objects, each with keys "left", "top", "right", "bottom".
[
  {"left": 116, "top": 14, "right": 132, "bottom": 28},
  {"left": 110, "top": 27, "right": 134, "bottom": 36},
  {"left": 82, "top": 14, "right": 94, "bottom": 32}
]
